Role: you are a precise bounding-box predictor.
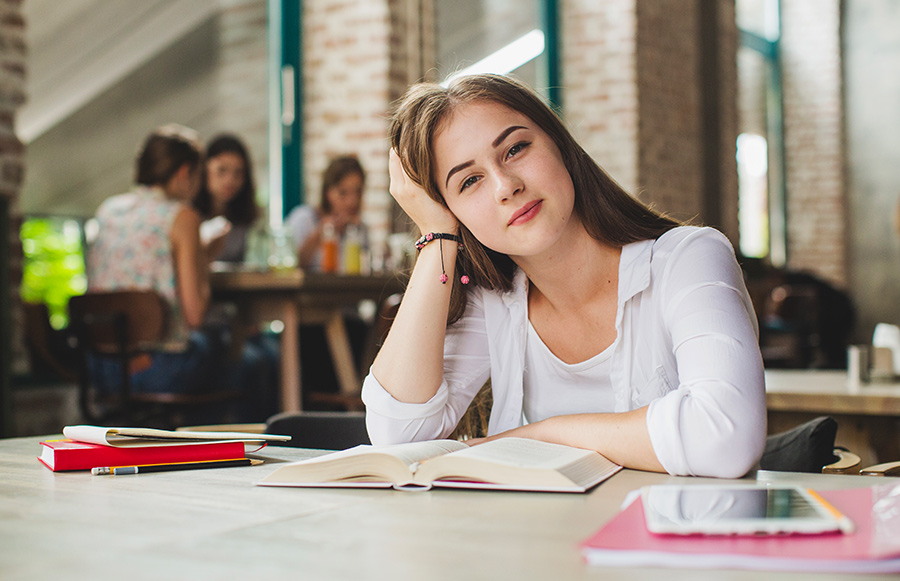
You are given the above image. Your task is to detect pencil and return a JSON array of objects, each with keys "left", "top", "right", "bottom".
[
  {"left": 805, "top": 488, "right": 856, "bottom": 534},
  {"left": 91, "top": 458, "right": 263, "bottom": 476}
]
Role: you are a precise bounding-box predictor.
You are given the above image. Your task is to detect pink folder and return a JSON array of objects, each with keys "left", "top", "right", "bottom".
[{"left": 581, "top": 486, "right": 900, "bottom": 573}]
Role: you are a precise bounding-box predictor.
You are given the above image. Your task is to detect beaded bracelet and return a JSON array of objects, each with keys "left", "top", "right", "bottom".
[
  {"left": 415, "top": 232, "right": 469, "bottom": 285},
  {"left": 414, "top": 232, "right": 463, "bottom": 251}
]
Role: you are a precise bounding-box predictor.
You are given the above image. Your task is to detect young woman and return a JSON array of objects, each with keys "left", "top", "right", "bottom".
[
  {"left": 88, "top": 124, "right": 214, "bottom": 394},
  {"left": 285, "top": 155, "right": 367, "bottom": 271},
  {"left": 363, "top": 74, "right": 766, "bottom": 478},
  {"left": 193, "top": 133, "right": 259, "bottom": 263}
]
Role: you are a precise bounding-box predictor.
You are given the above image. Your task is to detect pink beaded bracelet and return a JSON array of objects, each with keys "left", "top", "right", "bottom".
[{"left": 414, "top": 232, "right": 469, "bottom": 285}]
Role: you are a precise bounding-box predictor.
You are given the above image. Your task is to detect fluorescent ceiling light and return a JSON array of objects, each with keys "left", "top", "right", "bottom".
[{"left": 441, "top": 29, "right": 545, "bottom": 87}]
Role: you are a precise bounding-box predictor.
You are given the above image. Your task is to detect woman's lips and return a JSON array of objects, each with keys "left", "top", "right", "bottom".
[{"left": 508, "top": 200, "right": 543, "bottom": 226}]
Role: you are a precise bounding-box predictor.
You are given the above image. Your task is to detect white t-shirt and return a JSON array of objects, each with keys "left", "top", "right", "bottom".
[
  {"left": 362, "top": 226, "right": 767, "bottom": 478},
  {"left": 523, "top": 321, "right": 616, "bottom": 423}
]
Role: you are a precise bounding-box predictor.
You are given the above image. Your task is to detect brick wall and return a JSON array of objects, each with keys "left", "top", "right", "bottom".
[
  {"left": 560, "top": 0, "right": 639, "bottom": 194},
  {"left": 560, "top": 0, "right": 737, "bottom": 236},
  {"left": 303, "top": 0, "right": 393, "bottom": 239},
  {"left": 0, "top": 0, "right": 26, "bottom": 376},
  {"left": 781, "top": 0, "right": 846, "bottom": 286},
  {"left": 635, "top": 0, "right": 703, "bottom": 223},
  {"left": 715, "top": 0, "right": 740, "bottom": 241}
]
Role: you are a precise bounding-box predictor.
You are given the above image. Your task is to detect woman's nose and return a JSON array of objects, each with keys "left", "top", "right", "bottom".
[{"left": 492, "top": 168, "right": 523, "bottom": 203}]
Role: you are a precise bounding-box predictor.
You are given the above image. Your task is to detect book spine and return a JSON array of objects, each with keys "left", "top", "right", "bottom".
[{"left": 50, "top": 441, "right": 246, "bottom": 471}]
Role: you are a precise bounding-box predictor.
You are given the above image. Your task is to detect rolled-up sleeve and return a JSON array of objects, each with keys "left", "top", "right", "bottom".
[
  {"left": 646, "top": 230, "right": 766, "bottom": 478},
  {"left": 362, "top": 290, "right": 492, "bottom": 445}
]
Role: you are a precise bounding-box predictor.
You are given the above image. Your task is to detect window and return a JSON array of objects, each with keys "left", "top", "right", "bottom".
[
  {"left": 19, "top": 217, "right": 88, "bottom": 329},
  {"left": 434, "top": 0, "right": 558, "bottom": 106},
  {"left": 736, "top": 0, "right": 785, "bottom": 265}
]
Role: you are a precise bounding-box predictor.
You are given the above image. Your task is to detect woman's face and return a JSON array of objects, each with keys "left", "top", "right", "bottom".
[
  {"left": 205, "top": 152, "right": 246, "bottom": 205},
  {"left": 432, "top": 100, "right": 576, "bottom": 259},
  {"left": 325, "top": 172, "right": 364, "bottom": 218}
]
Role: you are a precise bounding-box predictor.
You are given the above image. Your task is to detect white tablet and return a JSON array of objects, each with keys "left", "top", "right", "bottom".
[{"left": 641, "top": 485, "right": 855, "bottom": 536}]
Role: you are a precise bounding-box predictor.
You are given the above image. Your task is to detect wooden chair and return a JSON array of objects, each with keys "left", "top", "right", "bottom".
[{"left": 69, "top": 290, "right": 240, "bottom": 428}]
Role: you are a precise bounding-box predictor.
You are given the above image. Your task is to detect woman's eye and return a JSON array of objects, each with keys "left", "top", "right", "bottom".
[
  {"left": 460, "top": 175, "right": 480, "bottom": 192},
  {"left": 507, "top": 141, "right": 530, "bottom": 159}
]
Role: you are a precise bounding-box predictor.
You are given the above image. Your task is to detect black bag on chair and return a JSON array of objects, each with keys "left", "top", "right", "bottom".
[{"left": 759, "top": 416, "right": 838, "bottom": 473}]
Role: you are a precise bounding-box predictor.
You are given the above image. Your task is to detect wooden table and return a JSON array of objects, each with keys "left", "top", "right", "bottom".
[
  {"left": 2, "top": 435, "right": 891, "bottom": 580},
  {"left": 210, "top": 269, "right": 404, "bottom": 412},
  {"left": 765, "top": 369, "right": 900, "bottom": 467}
]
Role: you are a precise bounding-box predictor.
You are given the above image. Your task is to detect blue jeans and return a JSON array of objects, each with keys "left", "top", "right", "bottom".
[
  {"left": 88, "top": 330, "right": 279, "bottom": 423},
  {"left": 88, "top": 331, "right": 218, "bottom": 395}
]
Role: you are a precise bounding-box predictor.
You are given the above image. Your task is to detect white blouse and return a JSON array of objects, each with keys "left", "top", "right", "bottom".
[{"left": 362, "top": 226, "right": 767, "bottom": 478}]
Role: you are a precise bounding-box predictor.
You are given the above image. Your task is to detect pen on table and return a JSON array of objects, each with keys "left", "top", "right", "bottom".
[
  {"left": 91, "top": 458, "right": 263, "bottom": 476},
  {"left": 805, "top": 488, "right": 856, "bottom": 534}
]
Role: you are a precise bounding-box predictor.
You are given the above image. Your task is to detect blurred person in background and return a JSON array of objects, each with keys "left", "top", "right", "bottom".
[
  {"left": 87, "top": 125, "right": 273, "bottom": 421},
  {"left": 285, "top": 155, "right": 368, "bottom": 272},
  {"left": 193, "top": 133, "right": 260, "bottom": 263}
]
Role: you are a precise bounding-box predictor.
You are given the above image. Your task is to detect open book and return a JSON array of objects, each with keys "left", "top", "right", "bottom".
[{"left": 257, "top": 437, "right": 622, "bottom": 492}]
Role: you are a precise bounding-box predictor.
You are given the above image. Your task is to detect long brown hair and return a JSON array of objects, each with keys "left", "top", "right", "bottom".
[
  {"left": 389, "top": 74, "right": 679, "bottom": 323},
  {"left": 193, "top": 133, "right": 258, "bottom": 226}
]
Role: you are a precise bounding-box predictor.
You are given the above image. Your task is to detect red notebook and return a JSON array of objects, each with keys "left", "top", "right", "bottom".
[
  {"left": 581, "top": 485, "right": 900, "bottom": 574},
  {"left": 38, "top": 439, "right": 247, "bottom": 472}
]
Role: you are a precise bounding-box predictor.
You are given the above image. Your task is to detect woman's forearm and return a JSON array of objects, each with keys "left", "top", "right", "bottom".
[
  {"left": 370, "top": 240, "right": 457, "bottom": 403},
  {"left": 479, "top": 408, "right": 666, "bottom": 473}
]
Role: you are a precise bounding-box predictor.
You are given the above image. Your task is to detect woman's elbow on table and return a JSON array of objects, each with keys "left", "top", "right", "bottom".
[
  {"left": 691, "top": 424, "right": 766, "bottom": 479},
  {"left": 650, "top": 391, "right": 766, "bottom": 478}
]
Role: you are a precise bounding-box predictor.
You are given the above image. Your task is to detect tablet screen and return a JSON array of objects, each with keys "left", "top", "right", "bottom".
[{"left": 641, "top": 485, "right": 852, "bottom": 536}]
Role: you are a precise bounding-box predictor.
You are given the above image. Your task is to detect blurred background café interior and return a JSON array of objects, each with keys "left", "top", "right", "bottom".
[{"left": 1, "top": 0, "right": 899, "bottom": 438}]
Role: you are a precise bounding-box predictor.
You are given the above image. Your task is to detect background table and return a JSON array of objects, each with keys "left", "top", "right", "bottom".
[
  {"left": 211, "top": 269, "right": 404, "bottom": 412},
  {"left": 2, "top": 435, "right": 891, "bottom": 580},
  {"left": 765, "top": 369, "right": 900, "bottom": 467}
]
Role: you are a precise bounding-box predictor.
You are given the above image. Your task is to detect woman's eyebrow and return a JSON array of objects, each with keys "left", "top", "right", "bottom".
[
  {"left": 492, "top": 125, "right": 526, "bottom": 148},
  {"left": 445, "top": 125, "right": 529, "bottom": 187},
  {"left": 446, "top": 160, "right": 474, "bottom": 188}
]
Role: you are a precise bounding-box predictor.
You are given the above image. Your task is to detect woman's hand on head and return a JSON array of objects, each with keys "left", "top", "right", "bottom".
[{"left": 389, "top": 149, "right": 458, "bottom": 235}]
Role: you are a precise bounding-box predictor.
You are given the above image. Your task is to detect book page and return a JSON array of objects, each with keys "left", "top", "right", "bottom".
[
  {"left": 435, "top": 437, "right": 594, "bottom": 469},
  {"left": 415, "top": 438, "right": 621, "bottom": 491},
  {"left": 258, "top": 439, "right": 468, "bottom": 486}
]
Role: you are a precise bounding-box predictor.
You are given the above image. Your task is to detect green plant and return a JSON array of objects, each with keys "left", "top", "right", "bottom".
[{"left": 20, "top": 217, "right": 87, "bottom": 329}]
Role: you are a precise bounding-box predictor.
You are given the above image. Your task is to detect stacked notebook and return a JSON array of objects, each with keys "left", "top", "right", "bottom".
[
  {"left": 581, "top": 484, "right": 900, "bottom": 574},
  {"left": 38, "top": 425, "right": 291, "bottom": 472}
]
